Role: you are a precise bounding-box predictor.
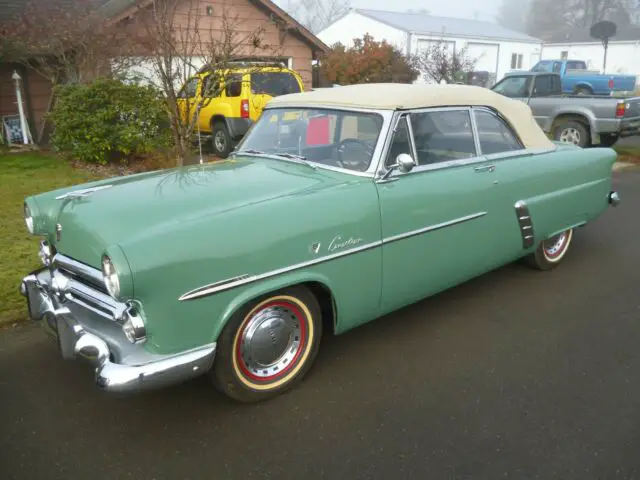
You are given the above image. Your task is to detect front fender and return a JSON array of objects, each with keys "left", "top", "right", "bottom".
[{"left": 216, "top": 271, "right": 337, "bottom": 340}]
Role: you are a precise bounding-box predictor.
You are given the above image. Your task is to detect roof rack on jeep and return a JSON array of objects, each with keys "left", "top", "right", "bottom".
[{"left": 196, "top": 59, "right": 288, "bottom": 73}]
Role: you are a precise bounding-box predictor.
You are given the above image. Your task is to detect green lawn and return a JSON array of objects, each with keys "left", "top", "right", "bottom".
[{"left": 0, "top": 152, "right": 103, "bottom": 326}]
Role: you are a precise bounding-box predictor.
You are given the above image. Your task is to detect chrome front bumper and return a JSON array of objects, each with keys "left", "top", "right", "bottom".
[{"left": 21, "top": 268, "right": 216, "bottom": 393}]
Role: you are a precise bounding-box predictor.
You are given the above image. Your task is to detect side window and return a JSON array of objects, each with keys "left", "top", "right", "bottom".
[
  {"left": 225, "top": 74, "right": 243, "bottom": 97},
  {"left": 492, "top": 76, "right": 530, "bottom": 97},
  {"left": 178, "top": 78, "right": 199, "bottom": 98},
  {"left": 552, "top": 62, "right": 562, "bottom": 73},
  {"left": 202, "top": 74, "right": 222, "bottom": 98},
  {"left": 474, "top": 109, "right": 523, "bottom": 155},
  {"left": 410, "top": 110, "right": 476, "bottom": 165},
  {"left": 339, "top": 114, "right": 381, "bottom": 143},
  {"left": 534, "top": 75, "right": 552, "bottom": 96},
  {"left": 385, "top": 116, "right": 412, "bottom": 167},
  {"left": 532, "top": 61, "right": 550, "bottom": 72}
]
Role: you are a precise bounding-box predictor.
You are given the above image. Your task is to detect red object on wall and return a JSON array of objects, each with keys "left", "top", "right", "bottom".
[{"left": 306, "top": 116, "right": 330, "bottom": 145}]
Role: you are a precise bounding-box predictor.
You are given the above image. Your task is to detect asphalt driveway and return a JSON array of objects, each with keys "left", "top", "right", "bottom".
[{"left": 1, "top": 169, "right": 639, "bottom": 480}]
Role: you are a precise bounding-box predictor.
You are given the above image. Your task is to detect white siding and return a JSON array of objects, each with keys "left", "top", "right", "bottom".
[
  {"left": 497, "top": 41, "right": 542, "bottom": 79},
  {"left": 541, "top": 42, "right": 640, "bottom": 76},
  {"left": 318, "top": 12, "right": 542, "bottom": 84},
  {"left": 466, "top": 42, "right": 499, "bottom": 73},
  {"left": 317, "top": 12, "right": 408, "bottom": 52},
  {"left": 410, "top": 35, "right": 541, "bottom": 82}
]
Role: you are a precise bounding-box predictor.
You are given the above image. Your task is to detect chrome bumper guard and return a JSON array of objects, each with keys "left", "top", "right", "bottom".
[
  {"left": 21, "top": 268, "right": 215, "bottom": 393},
  {"left": 608, "top": 191, "right": 621, "bottom": 207}
]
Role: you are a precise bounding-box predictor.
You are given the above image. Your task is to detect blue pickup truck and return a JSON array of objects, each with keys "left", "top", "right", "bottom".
[{"left": 530, "top": 59, "right": 637, "bottom": 96}]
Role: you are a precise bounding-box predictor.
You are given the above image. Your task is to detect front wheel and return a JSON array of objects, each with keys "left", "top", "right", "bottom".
[
  {"left": 211, "top": 286, "right": 323, "bottom": 403},
  {"left": 525, "top": 228, "right": 574, "bottom": 270}
]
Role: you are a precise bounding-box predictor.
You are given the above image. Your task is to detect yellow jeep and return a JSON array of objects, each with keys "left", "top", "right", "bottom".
[{"left": 177, "top": 64, "right": 305, "bottom": 157}]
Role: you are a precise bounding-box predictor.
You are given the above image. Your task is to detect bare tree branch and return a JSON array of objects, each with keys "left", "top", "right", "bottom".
[
  {"left": 285, "top": 0, "right": 350, "bottom": 33},
  {"left": 411, "top": 41, "right": 478, "bottom": 84},
  {"left": 124, "top": 0, "right": 286, "bottom": 166}
]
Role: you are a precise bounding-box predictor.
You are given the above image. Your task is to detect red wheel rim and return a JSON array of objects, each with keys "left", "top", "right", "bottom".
[
  {"left": 543, "top": 231, "right": 569, "bottom": 260},
  {"left": 235, "top": 300, "right": 307, "bottom": 383}
]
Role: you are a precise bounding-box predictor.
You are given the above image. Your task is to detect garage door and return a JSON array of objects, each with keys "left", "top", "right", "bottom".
[{"left": 465, "top": 43, "right": 499, "bottom": 75}]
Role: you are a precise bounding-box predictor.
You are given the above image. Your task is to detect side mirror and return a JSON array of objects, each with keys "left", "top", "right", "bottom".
[
  {"left": 379, "top": 153, "right": 416, "bottom": 181},
  {"left": 396, "top": 153, "right": 416, "bottom": 173}
]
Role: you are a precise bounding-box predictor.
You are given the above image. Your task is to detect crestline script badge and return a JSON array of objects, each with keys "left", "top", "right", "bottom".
[{"left": 328, "top": 235, "right": 363, "bottom": 252}]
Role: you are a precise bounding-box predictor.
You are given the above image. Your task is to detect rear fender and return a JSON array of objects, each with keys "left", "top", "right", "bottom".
[
  {"left": 548, "top": 110, "right": 597, "bottom": 142},
  {"left": 574, "top": 81, "right": 595, "bottom": 93}
]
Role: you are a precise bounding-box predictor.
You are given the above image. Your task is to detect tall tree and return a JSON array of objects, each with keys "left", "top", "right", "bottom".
[
  {"left": 0, "top": 0, "right": 137, "bottom": 142},
  {"left": 526, "top": 0, "right": 630, "bottom": 39},
  {"left": 496, "top": 0, "right": 530, "bottom": 33},
  {"left": 285, "top": 0, "right": 350, "bottom": 33},
  {"left": 126, "top": 0, "right": 284, "bottom": 165}
]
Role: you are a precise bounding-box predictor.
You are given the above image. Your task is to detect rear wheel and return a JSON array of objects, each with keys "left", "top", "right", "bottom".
[
  {"left": 525, "top": 228, "right": 574, "bottom": 270},
  {"left": 211, "top": 286, "right": 323, "bottom": 403},
  {"left": 211, "top": 121, "right": 233, "bottom": 158},
  {"left": 575, "top": 86, "right": 592, "bottom": 96},
  {"left": 554, "top": 121, "right": 590, "bottom": 148}
]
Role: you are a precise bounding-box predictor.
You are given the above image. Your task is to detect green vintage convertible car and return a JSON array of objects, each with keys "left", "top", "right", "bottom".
[{"left": 21, "top": 83, "right": 621, "bottom": 402}]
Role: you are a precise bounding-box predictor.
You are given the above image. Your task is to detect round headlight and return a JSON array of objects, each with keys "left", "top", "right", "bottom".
[
  {"left": 102, "top": 255, "right": 120, "bottom": 299},
  {"left": 24, "top": 203, "right": 34, "bottom": 234}
]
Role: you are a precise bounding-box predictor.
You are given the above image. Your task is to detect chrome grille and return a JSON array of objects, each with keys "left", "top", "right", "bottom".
[{"left": 52, "top": 254, "right": 126, "bottom": 321}]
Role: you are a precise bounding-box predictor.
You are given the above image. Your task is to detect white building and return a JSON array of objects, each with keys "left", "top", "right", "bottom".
[
  {"left": 541, "top": 26, "right": 640, "bottom": 76},
  {"left": 317, "top": 8, "right": 543, "bottom": 83}
]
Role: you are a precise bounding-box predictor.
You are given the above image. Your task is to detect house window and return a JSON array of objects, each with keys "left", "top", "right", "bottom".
[
  {"left": 511, "top": 54, "right": 523, "bottom": 69},
  {"left": 561, "top": 50, "right": 569, "bottom": 60}
]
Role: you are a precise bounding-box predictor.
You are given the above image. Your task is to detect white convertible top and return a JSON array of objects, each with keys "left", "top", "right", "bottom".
[{"left": 267, "top": 83, "right": 555, "bottom": 150}]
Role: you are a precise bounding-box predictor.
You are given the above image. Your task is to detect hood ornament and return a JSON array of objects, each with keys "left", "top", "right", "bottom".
[{"left": 55, "top": 185, "right": 113, "bottom": 200}]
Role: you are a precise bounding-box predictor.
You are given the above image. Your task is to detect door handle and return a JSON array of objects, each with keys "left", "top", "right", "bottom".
[{"left": 474, "top": 164, "right": 495, "bottom": 173}]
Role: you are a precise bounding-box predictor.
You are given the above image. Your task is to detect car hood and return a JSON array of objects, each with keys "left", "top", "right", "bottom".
[{"left": 43, "top": 157, "right": 346, "bottom": 268}]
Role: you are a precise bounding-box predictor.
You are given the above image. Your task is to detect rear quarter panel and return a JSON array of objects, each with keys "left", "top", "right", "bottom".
[{"left": 492, "top": 145, "right": 616, "bottom": 259}]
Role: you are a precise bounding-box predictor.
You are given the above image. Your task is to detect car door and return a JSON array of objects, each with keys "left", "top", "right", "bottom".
[
  {"left": 469, "top": 106, "right": 536, "bottom": 262},
  {"left": 376, "top": 107, "right": 502, "bottom": 313},
  {"left": 471, "top": 106, "right": 602, "bottom": 256},
  {"left": 198, "top": 72, "right": 223, "bottom": 133}
]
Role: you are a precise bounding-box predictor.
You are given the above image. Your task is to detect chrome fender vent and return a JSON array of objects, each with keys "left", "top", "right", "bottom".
[{"left": 514, "top": 201, "right": 535, "bottom": 249}]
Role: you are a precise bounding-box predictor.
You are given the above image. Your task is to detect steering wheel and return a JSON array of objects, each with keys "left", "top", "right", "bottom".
[{"left": 336, "top": 138, "right": 374, "bottom": 171}]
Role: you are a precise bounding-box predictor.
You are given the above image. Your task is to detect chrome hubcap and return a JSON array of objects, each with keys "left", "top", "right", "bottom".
[
  {"left": 559, "top": 128, "right": 581, "bottom": 145},
  {"left": 543, "top": 232, "right": 567, "bottom": 258},
  {"left": 238, "top": 304, "right": 303, "bottom": 379},
  {"left": 214, "top": 131, "right": 226, "bottom": 152}
]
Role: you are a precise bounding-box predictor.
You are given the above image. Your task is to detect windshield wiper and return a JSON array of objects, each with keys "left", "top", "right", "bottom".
[
  {"left": 234, "top": 149, "right": 265, "bottom": 155},
  {"left": 234, "top": 150, "right": 316, "bottom": 170},
  {"left": 270, "top": 153, "right": 316, "bottom": 169}
]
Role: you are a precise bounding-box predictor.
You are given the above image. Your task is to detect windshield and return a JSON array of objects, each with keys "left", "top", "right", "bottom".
[
  {"left": 492, "top": 76, "right": 532, "bottom": 97},
  {"left": 251, "top": 72, "right": 301, "bottom": 97},
  {"left": 235, "top": 108, "right": 384, "bottom": 172}
]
